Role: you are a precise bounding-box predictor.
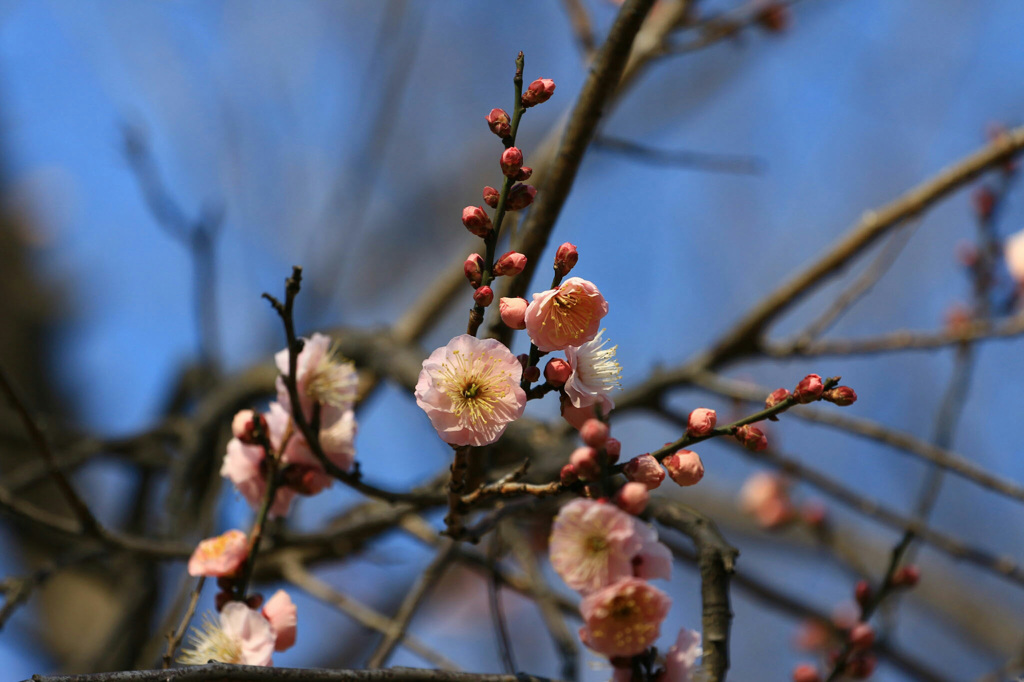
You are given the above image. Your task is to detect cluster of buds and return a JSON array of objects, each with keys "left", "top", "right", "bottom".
[{"left": 794, "top": 565, "right": 921, "bottom": 681}]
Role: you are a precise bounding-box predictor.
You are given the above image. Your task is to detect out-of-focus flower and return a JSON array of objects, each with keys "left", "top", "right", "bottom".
[
  {"left": 632, "top": 521, "right": 672, "bottom": 582},
  {"left": 578, "top": 578, "right": 671, "bottom": 657},
  {"left": 262, "top": 590, "right": 297, "bottom": 652},
  {"left": 614, "top": 482, "right": 649, "bottom": 515},
  {"left": 563, "top": 329, "right": 620, "bottom": 412},
  {"left": 221, "top": 404, "right": 297, "bottom": 517},
  {"left": 560, "top": 394, "right": 600, "bottom": 430},
  {"left": 188, "top": 530, "right": 248, "bottom": 578},
  {"left": 549, "top": 499, "right": 641, "bottom": 593},
  {"left": 275, "top": 333, "right": 357, "bottom": 421},
  {"left": 739, "top": 472, "right": 795, "bottom": 528},
  {"left": 415, "top": 335, "right": 526, "bottom": 446},
  {"left": 662, "top": 628, "right": 702, "bottom": 682},
  {"left": 179, "top": 602, "right": 275, "bottom": 666},
  {"left": 580, "top": 419, "right": 610, "bottom": 448},
  {"left": 525, "top": 278, "right": 609, "bottom": 352},
  {"left": 1005, "top": 229, "right": 1024, "bottom": 284},
  {"left": 506, "top": 183, "right": 537, "bottom": 210}
]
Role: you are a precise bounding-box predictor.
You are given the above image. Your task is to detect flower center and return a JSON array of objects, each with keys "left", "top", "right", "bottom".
[
  {"left": 547, "top": 289, "right": 593, "bottom": 340},
  {"left": 586, "top": 535, "right": 609, "bottom": 553},
  {"left": 179, "top": 614, "right": 243, "bottom": 665},
  {"left": 438, "top": 351, "right": 510, "bottom": 427},
  {"left": 306, "top": 344, "right": 358, "bottom": 409}
]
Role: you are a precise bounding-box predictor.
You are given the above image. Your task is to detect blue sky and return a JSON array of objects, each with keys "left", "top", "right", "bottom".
[{"left": 2, "top": 1, "right": 1024, "bottom": 679}]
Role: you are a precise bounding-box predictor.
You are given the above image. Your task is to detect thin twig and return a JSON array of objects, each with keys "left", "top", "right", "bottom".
[
  {"left": 162, "top": 577, "right": 205, "bottom": 669},
  {"left": 27, "top": 665, "right": 563, "bottom": 682}
]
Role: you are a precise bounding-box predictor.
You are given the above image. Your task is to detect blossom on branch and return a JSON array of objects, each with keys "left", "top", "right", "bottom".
[
  {"left": 549, "top": 499, "right": 642, "bottom": 593},
  {"left": 275, "top": 333, "right": 358, "bottom": 421},
  {"left": 578, "top": 577, "right": 671, "bottom": 657},
  {"left": 188, "top": 529, "right": 248, "bottom": 578},
  {"left": 415, "top": 334, "right": 527, "bottom": 446},
  {"left": 263, "top": 589, "right": 298, "bottom": 652},
  {"left": 563, "top": 328, "right": 621, "bottom": 412},
  {"left": 663, "top": 628, "right": 702, "bottom": 682},
  {"left": 525, "top": 277, "right": 608, "bottom": 351},
  {"left": 179, "top": 602, "right": 276, "bottom": 666}
]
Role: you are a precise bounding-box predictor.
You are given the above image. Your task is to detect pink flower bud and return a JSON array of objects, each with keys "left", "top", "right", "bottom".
[
  {"left": 506, "top": 183, "right": 536, "bottom": 210},
  {"left": 464, "top": 254, "right": 484, "bottom": 288},
  {"left": 580, "top": 419, "right": 609, "bottom": 448},
  {"left": 473, "top": 286, "right": 493, "bottom": 307},
  {"left": 231, "top": 410, "right": 261, "bottom": 444},
  {"left": 486, "top": 108, "right": 511, "bottom": 138},
  {"left": 515, "top": 166, "right": 533, "bottom": 181},
  {"left": 664, "top": 449, "right": 704, "bottom": 487},
  {"left": 614, "top": 482, "right": 649, "bottom": 515},
  {"left": 500, "top": 147, "right": 524, "bottom": 178},
  {"left": 792, "top": 664, "right": 821, "bottom": 682},
  {"left": 892, "top": 565, "right": 920, "bottom": 588},
  {"left": 973, "top": 185, "right": 996, "bottom": 219},
  {"left": 605, "top": 437, "right": 621, "bottom": 460},
  {"left": 623, "top": 454, "right": 664, "bottom": 490},
  {"left": 462, "top": 206, "right": 493, "bottom": 238},
  {"left": 554, "top": 242, "right": 578, "bottom": 277},
  {"left": 849, "top": 623, "right": 874, "bottom": 650},
  {"left": 735, "top": 424, "right": 768, "bottom": 451},
  {"left": 686, "top": 408, "right": 717, "bottom": 437},
  {"left": 823, "top": 386, "right": 857, "bottom": 406},
  {"left": 493, "top": 250, "right": 527, "bottom": 277},
  {"left": 483, "top": 186, "right": 500, "bottom": 209},
  {"left": 794, "top": 374, "right": 824, "bottom": 403},
  {"left": 544, "top": 358, "right": 572, "bottom": 386},
  {"left": 570, "top": 446, "right": 601, "bottom": 480},
  {"left": 522, "top": 78, "right": 556, "bottom": 107},
  {"left": 524, "top": 365, "right": 540, "bottom": 383},
  {"left": 499, "top": 297, "right": 528, "bottom": 329},
  {"left": 560, "top": 463, "right": 578, "bottom": 486}
]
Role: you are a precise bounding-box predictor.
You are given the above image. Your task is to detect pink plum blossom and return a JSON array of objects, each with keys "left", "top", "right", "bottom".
[
  {"left": 549, "top": 499, "right": 641, "bottom": 593},
  {"left": 662, "top": 628, "right": 702, "bottom": 682},
  {"left": 563, "top": 329, "right": 621, "bottom": 413},
  {"left": 739, "top": 472, "right": 795, "bottom": 528},
  {"left": 178, "top": 602, "right": 276, "bottom": 666},
  {"left": 220, "top": 404, "right": 297, "bottom": 517},
  {"left": 263, "top": 589, "right": 298, "bottom": 652},
  {"left": 415, "top": 335, "right": 527, "bottom": 447},
  {"left": 524, "top": 278, "right": 608, "bottom": 352},
  {"left": 633, "top": 521, "right": 672, "bottom": 582},
  {"left": 188, "top": 530, "right": 248, "bottom": 578},
  {"left": 275, "top": 333, "right": 358, "bottom": 422},
  {"left": 579, "top": 578, "right": 671, "bottom": 657}
]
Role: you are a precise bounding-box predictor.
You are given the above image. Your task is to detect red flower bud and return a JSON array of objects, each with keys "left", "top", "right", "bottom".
[
  {"left": 554, "top": 242, "right": 578, "bottom": 277},
  {"left": 560, "top": 463, "right": 578, "bottom": 486},
  {"left": 486, "top": 108, "right": 511, "bottom": 138},
  {"left": 849, "top": 623, "right": 874, "bottom": 650},
  {"left": 500, "top": 146, "right": 524, "bottom": 178},
  {"left": 522, "top": 78, "right": 556, "bottom": 107},
  {"left": 493, "top": 250, "right": 527, "bottom": 277},
  {"left": 734, "top": 424, "right": 768, "bottom": 451},
  {"left": 854, "top": 580, "right": 872, "bottom": 608},
  {"left": 570, "top": 446, "right": 601, "bottom": 480},
  {"left": 973, "top": 185, "right": 996, "bottom": 220},
  {"left": 792, "top": 664, "right": 821, "bottom": 682},
  {"left": 823, "top": 386, "right": 857, "bottom": 406},
  {"left": 483, "top": 186, "right": 500, "bottom": 209},
  {"left": 793, "top": 374, "right": 824, "bottom": 403},
  {"left": 515, "top": 166, "right": 533, "bottom": 181},
  {"left": 892, "top": 564, "right": 920, "bottom": 588},
  {"left": 523, "top": 365, "right": 540, "bottom": 383},
  {"left": 464, "top": 254, "right": 484, "bottom": 288},
  {"left": 473, "top": 285, "right": 493, "bottom": 307},
  {"left": 544, "top": 358, "right": 572, "bottom": 386},
  {"left": 605, "top": 437, "right": 622, "bottom": 461},
  {"left": 756, "top": 2, "right": 790, "bottom": 33},
  {"left": 462, "top": 206, "right": 493, "bottom": 238},
  {"left": 506, "top": 183, "right": 536, "bottom": 210}
]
